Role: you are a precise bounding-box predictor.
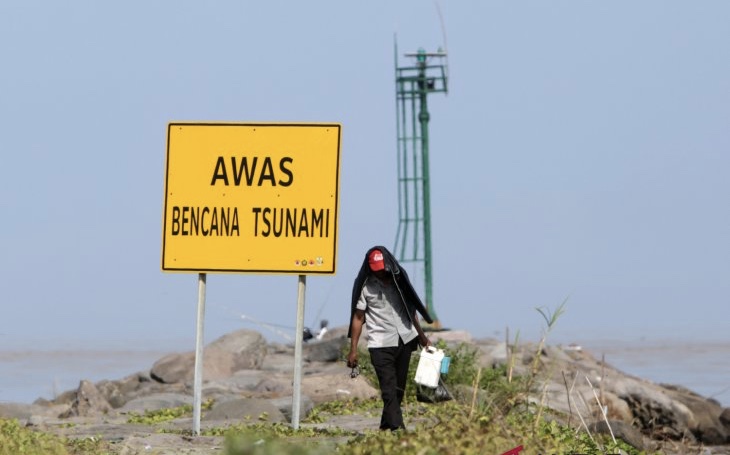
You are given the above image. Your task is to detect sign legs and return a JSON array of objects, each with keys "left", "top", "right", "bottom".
[
  {"left": 291, "top": 274, "right": 306, "bottom": 429},
  {"left": 188, "top": 273, "right": 307, "bottom": 433},
  {"left": 193, "top": 272, "right": 206, "bottom": 435}
]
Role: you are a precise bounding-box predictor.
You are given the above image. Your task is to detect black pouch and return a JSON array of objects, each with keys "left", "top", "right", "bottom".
[{"left": 416, "top": 378, "right": 453, "bottom": 403}]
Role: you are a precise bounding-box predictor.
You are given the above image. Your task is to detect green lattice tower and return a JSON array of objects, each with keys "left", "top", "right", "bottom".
[{"left": 393, "top": 44, "right": 448, "bottom": 328}]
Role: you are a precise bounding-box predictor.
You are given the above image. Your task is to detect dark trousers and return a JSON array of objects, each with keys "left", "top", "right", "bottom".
[{"left": 369, "top": 337, "right": 417, "bottom": 430}]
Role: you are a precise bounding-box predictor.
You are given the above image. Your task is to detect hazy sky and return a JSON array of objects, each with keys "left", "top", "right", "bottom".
[{"left": 2, "top": 1, "right": 728, "bottom": 348}]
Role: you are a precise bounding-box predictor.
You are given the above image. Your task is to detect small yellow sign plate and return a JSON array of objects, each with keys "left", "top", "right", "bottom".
[{"left": 162, "top": 122, "right": 341, "bottom": 274}]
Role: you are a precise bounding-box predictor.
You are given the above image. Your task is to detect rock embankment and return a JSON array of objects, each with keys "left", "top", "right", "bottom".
[{"left": 1, "top": 327, "right": 729, "bottom": 454}]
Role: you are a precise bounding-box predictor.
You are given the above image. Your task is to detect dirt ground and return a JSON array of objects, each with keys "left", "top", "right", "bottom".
[{"left": 39, "top": 410, "right": 380, "bottom": 454}]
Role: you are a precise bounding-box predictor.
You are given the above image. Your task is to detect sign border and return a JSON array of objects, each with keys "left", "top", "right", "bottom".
[{"left": 162, "top": 122, "right": 341, "bottom": 274}]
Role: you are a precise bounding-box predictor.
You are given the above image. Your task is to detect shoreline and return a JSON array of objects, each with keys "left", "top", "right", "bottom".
[
  {"left": 0, "top": 334, "right": 730, "bottom": 407},
  {"left": 1, "top": 337, "right": 729, "bottom": 407}
]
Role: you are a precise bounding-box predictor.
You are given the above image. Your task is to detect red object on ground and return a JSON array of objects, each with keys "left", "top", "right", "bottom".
[{"left": 500, "top": 445, "right": 524, "bottom": 455}]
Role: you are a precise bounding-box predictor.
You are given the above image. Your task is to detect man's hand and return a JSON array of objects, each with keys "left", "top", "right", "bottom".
[
  {"left": 347, "top": 350, "right": 358, "bottom": 368},
  {"left": 420, "top": 335, "right": 432, "bottom": 348},
  {"left": 348, "top": 309, "right": 365, "bottom": 368}
]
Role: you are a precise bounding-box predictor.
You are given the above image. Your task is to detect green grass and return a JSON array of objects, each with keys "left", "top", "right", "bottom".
[
  {"left": 0, "top": 418, "right": 111, "bottom": 455},
  {"left": 125, "top": 398, "right": 214, "bottom": 424}
]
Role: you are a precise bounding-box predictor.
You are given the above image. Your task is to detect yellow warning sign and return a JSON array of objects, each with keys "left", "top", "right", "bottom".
[{"left": 162, "top": 122, "right": 341, "bottom": 274}]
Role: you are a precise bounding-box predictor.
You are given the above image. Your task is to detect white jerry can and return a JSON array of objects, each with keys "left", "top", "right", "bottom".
[{"left": 414, "top": 346, "right": 445, "bottom": 388}]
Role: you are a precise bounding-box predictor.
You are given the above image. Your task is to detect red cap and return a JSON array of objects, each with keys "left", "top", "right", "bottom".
[{"left": 368, "top": 250, "right": 385, "bottom": 272}]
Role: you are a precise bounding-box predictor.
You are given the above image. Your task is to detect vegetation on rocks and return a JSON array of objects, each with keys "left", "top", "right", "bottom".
[
  {"left": 126, "top": 399, "right": 214, "bottom": 424},
  {"left": 213, "top": 337, "right": 642, "bottom": 455},
  {"left": 0, "top": 418, "right": 111, "bottom": 455},
  {"left": 215, "top": 304, "right": 645, "bottom": 455}
]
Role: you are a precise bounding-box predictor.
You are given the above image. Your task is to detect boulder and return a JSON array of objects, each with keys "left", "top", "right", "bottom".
[
  {"left": 96, "top": 372, "right": 188, "bottom": 409},
  {"left": 119, "top": 392, "right": 192, "bottom": 414},
  {"left": 476, "top": 341, "right": 509, "bottom": 368},
  {"left": 150, "top": 329, "right": 267, "bottom": 384},
  {"left": 538, "top": 342, "right": 729, "bottom": 446},
  {"left": 150, "top": 352, "right": 196, "bottom": 384},
  {"left": 589, "top": 419, "right": 647, "bottom": 451},
  {"left": 202, "top": 369, "right": 269, "bottom": 397},
  {"left": 303, "top": 336, "right": 347, "bottom": 362},
  {"left": 207, "top": 329, "right": 268, "bottom": 371},
  {"left": 60, "top": 380, "right": 112, "bottom": 418},
  {"left": 269, "top": 395, "right": 315, "bottom": 422},
  {"left": 301, "top": 373, "right": 379, "bottom": 405},
  {"left": 663, "top": 385, "right": 728, "bottom": 445},
  {"left": 720, "top": 407, "right": 730, "bottom": 428},
  {"left": 252, "top": 373, "right": 293, "bottom": 397},
  {"left": 96, "top": 379, "right": 128, "bottom": 409},
  {"left": 261, "top": 351, "right": 296, "bottom": 372}
]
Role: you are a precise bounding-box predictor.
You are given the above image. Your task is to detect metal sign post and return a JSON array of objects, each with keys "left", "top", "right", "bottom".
[
  {"left": 291, "top": 275, "right": 306, "bottom": 429},
  {"left": 192, "top": 273, "right": 206, "bottom": 435}
]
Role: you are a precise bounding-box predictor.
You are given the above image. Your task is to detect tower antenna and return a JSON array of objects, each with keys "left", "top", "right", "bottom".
[{"left": 393, "top": 30, "right": 448, "bottom": 329}]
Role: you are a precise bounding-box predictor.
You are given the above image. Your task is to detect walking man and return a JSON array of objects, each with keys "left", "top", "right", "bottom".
[{"left": 347, "top": 245, "right": 433, "bottom": 431}]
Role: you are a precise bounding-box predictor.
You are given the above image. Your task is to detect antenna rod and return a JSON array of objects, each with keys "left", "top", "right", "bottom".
[{"left": 393, "top": 46, "right": 448, "bottom": 329}]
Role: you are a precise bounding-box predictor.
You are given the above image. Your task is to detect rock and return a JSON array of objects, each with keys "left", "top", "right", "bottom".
[
  {"left": 304, "top": 359, "right": 347, "bottom": 376},
  {"left": 203, "top": 370, "right": 269, "bottom": 398},
  {"left": 101, "top": 373, "right": 188, "bottom": 408},
  {"left": 150, "top": 329, "right": 267, "bottom": 384},
  {"left": 119, "top": 392, "right": 192, "bottom": 414},
  {"left": 542, "top": 345, "right": 575, "bottom": 364},
  {"left": 269, "top": 395, "right": 315, "bottom": 422},
  {"left": 150, "top": 352, "right": 196, "bottom": 384},
  {"left": 261, "top": 351, "right": 296, "bottom": 372},
  {"left": 538, "top": 341, "right": 730, "bottom": 447},
  {"left": 95, "top": 371, "right": 158, "bottom": 409},
  {"left": 720, "top": 407, "right": 730, "bottom": 427},
  {"left": 590, "top": 419, "right": 647, "bottom": 451},
  {"left": 96, "top": 379, "right": 127, "bottom": 408},
  {"left": 304, "top": 336, "right": 347, "bottom": 362},
  {"left": 450, "top": 383, "right": 491, "bottom": 405},
  {"left": 665, "top": 387, "right": 728, "bottom": 445},
  {"left": 26, "top": 415, "right": 46, "bottom": 429},
  {"left": 253, "top": 373, "right": 293, "bottom": 396},
  {"left": 207, "top": 329, "right": 268, "bottom": 371},
  {"left": 477, "top": 341, "right": 509, "bottom": 368},
  {"left": 624, "top": 390, "right": 695, "bottom": 441},
  {"left": 149, "top": 349, "right": 239, "bottom": 384},
  {"left": 429, "top": 330, "right": 473, "bottom": 345},
  {"left": 601, "top": 391, "right": 634, "bottom": 422},
  {"left": 60, "top": 380, "right": 112, "bottom": 418},
  {"left": 320, "top": 325, "right": 349, "bottom": 341},
  {"left": 301, "top": 373, "right": 379, "bottom": 405},
  {"left": 47, "top": 388, "right": 77, "bottom": 407}
]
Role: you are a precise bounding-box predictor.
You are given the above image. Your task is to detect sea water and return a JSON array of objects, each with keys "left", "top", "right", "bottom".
[
  {"left": 576, "top": 338, "right": 730, "bottom": 407},
  {"left": 0, "top": 336, "right": 189, "bottom": 405}
]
